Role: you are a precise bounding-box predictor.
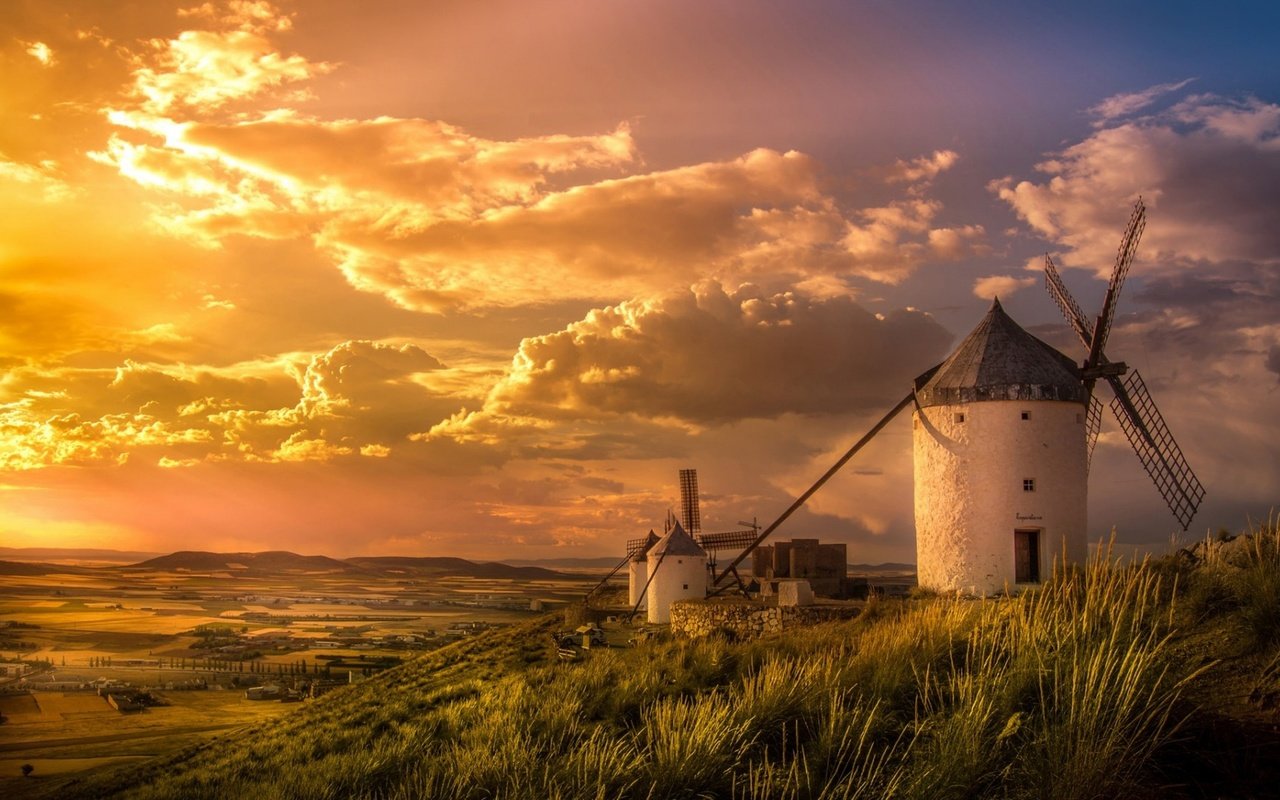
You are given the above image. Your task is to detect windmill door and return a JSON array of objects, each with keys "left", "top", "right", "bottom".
[{"left": 1014, "top": 529, "right": 1040, "bottom": 583}]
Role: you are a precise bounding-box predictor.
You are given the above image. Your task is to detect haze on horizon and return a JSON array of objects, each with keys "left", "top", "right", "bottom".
[{"left": 1, "top": 0, "right": 1277, "bottom": 562}]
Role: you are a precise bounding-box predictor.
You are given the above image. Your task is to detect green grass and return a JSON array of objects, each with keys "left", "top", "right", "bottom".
[{"left": 39, "top": 523, "right": 1280, "bottom": 800}]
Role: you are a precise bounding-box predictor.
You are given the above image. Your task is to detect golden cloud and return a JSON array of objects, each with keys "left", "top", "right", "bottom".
[
  {"left": 0, "top": 340, "right": 458, "bottom": 470},
  {"left": 428, "top": 281, "right": 952, "bottom": 456},
  {"left": 91, "top": 5, "right": 982, "bottom": 313},
  {"left": 972, "top": 274, "right": 1036, "bottom": 300}
]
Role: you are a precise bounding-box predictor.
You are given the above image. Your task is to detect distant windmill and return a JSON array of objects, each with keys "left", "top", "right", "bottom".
[{"left": 693, "top": 199, "right": 1205, "bottom": 597}]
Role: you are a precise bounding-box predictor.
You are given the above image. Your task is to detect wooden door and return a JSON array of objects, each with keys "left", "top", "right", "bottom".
[{"left": 1014, "top": 529, "right": 1040, "bottom": 583}]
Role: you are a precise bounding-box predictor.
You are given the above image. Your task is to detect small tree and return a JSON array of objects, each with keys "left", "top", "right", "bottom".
[{"left": 21, "top": 763, "right": 34, "bottom": 777}]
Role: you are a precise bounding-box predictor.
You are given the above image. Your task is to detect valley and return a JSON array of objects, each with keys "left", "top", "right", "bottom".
[{"left": 0, "top": 551, "right": 594, "bottom": 793}]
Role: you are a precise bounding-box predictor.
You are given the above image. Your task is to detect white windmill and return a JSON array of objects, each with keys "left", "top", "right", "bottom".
[{"left": 697, "top": 199, "right": 1204, "bottom": 597}]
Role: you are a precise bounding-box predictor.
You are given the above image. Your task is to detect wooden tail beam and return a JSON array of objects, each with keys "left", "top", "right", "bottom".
[
  {"left": 584, "top": 553, "right": 632, "bottom": 603},
  {"left": 712, "top": 391, "right": 916, "bottom": 587}
]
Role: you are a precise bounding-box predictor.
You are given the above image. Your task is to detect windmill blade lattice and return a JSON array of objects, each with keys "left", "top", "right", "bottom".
[
  {"left": 1106, "top": 369, "right": 1205, "bottom": 529},
  {"left": 1085, "top": 394, "right": 1103, "bottom": 469},
  {"left": 1044, "top": 255, "right": 1093, "bottom": 349},
  {"left": 1091, "top": 199, "right": 1146, "bottom": 361}
]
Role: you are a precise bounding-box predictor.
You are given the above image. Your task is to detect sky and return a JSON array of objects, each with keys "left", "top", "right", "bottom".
[{"left": 1, "top": 0, "right": 1277, "bottom": 562}]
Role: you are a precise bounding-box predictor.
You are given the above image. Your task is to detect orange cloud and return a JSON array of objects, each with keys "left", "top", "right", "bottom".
[
  {"left": 129, "top": 2, "right": 324, "bottom": 116},
  {"left": 885, "top": 149, "right": 959, "bottom": 184},
  {"left": 972, "top": 274, "right": 1036, "bottom": 300},
  {"left": 0, "top": 340, "right": 458, "bottom": 470},
  {"left": 90, "top": 6, "right": 982, "bottom": 314},
  {"left": 429, "top": 281, "right": 952, "bottom": 455}
]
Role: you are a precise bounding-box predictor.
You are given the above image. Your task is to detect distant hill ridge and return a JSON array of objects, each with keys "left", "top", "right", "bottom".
[
  {"left": 132, "top": 550, "right": 353, "bottom": 573},
  {"left": 0, "top": 559, "right": 63, "bottom": 576},
  {"left": 345, "top": 556, "right": 564, "bottom": 580},
  {"left": 129, "top": 550, "right": 567, "bottom": 579}
]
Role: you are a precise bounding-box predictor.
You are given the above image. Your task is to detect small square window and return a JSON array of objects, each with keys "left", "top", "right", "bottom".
[
  {"left": 1023, "top": 478, "right": 1036, "bottom": 492},
  {"left": 1020, "top": 411, "right": 1031, "bottom": 420},
  {"left": 954, "top": 412, "right": 965, "bottom": 423},
  {"left": 682, "top": 584, "right": 689, "bottom": 590}
]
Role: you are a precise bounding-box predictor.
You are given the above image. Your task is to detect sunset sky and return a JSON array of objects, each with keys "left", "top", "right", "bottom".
[{"left": 2, "top": 0, "right": 1277, "bottom": 561}]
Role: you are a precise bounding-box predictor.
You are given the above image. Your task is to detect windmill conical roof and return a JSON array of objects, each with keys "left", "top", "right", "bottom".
[
  {"left": 914, "top": 298, "right": 1085, "bottom": 408},
  {"left": 630, "top": 530, "right": 661, "bottom": 562},
  {"left": 650, "top": 520, "right": 706, "bottom": 558}
]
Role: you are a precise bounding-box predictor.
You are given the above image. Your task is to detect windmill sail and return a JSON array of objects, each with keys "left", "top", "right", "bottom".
[
  {"left": 1106, "top": 370, "right": 1205, "bottom": 529},
  {"left": 1041, "top": 199, "right": 1203, "bottom": 528},
  {"left": 1085, "top": 394, "right": 1103, "bottom": 468},
  {"left": 678, "top": 468, "right": 702, "bottom": 536},
  {"left": 1090, "top": 199, "right": 1146, "bottom": 363},
  {"left": 1044, "top": 255, "right": 1094, "bottom": 349}
]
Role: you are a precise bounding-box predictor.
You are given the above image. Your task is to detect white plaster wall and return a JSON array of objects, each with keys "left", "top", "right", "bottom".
[
  {"left": 646, "top": 556, "right": 707, "bottom": 624},
  {"left": 628, "top": 559, "right": 648, "bottom": 608},
  {"left": 914, "top": 399, "right": 1087, "bottom": 595}
]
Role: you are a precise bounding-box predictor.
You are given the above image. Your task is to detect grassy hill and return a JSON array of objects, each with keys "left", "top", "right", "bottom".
[{"left": 46, "top": 523, "right": 1280, "bottom": 800}]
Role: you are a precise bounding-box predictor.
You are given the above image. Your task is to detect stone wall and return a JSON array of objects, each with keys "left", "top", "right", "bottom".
[{"left": 669, "top": 600, "right": 861, "bottom": 640}]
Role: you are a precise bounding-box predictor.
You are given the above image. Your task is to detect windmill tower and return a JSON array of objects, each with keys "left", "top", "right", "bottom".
[
  {"left": 912, "top": 299, "right": 1089, "bottom": 594},
  {"left": 645, "top": 520, "right": 707, "bottom": 623},
  {"left": 701, "top": 200, "right": 1204, "bottom": 598},
  {"left": 627, "top": 530, "right": 660, "bottom": 609},
  {"left": 912, "top": 198, "right": 1203, "bottom": 594}
]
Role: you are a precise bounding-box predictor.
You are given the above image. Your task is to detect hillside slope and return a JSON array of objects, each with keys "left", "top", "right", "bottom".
[{"left": 49, "top": 527, "right": 1280, "bottom": 800}]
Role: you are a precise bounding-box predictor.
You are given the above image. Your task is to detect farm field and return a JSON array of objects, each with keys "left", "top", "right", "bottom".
[{"left": 0, "top": 555, "right": 596, "bottom": 792}]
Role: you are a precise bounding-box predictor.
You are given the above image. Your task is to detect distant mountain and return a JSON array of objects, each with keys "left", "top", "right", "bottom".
[
  {"left": 0, "top": 546, "right": 162, "bottom": 564},
  {"left": 0, "top": 559, "right": 63, "bottom": 576},
  {"left": 126, "top": 550, "right": 573, "bottom": 580},
  {"left": 131, "top": 550, "right": 356, "bottom": 573},
  {"left": 346, "top": 556, "right": 568, "bottom": 581},
  {"left": 503, "top": 556, "right": 626, "bottom": 569}
]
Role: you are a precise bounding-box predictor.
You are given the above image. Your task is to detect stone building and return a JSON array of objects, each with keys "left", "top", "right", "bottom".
[{"left": 751, "top": 538, "right": 847, "bottom": 595}]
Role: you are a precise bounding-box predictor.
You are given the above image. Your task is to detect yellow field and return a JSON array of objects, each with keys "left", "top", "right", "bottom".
[{"left": 0, "top": 559, "right": 592, "bottom": 791}]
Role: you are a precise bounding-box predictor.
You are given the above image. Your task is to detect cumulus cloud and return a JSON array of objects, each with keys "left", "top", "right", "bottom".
[
  {"left": 885, "top": 149, "right": 959, "bottom": 184},
  {"left": 91, "top": 5, "right": 983, "bottom": 313},
  {"left": 127, "top": 2, "right": 325, "bottom": 115},
  {"left": 992, "top": 93, "right": 1280, "bottom": 275},
  {"left": 429, "top": 282, "right": 952, "bottom": 453},
  {"left": 0, "top": 340, "right": 457, "bottom": 470},
  {"left": 972, "top": 274, "right": 1036, "bottom": 300},
  {"left": 24, "top": 41, "right": 54, "bottom": 66}
]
